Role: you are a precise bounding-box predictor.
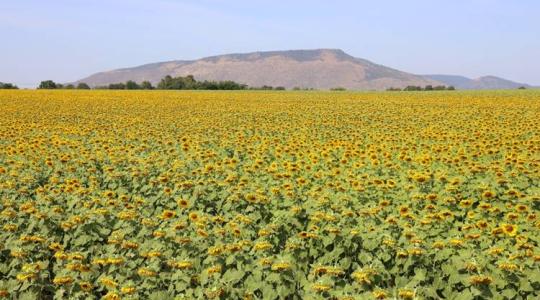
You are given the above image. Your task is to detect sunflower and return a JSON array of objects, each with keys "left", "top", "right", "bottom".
[
  {"left": 271, "top": 262, "right": 291, "bottom": 271},
  {"left": 177, "top": 198, "right": 189, "bottom": 208},
  {"left": 189, "top": 212, "right": 199, "bottom": 221},
  {"left": 459, "top": 199, "right": 473, "bottom": 208},
  {"left": 121, "top": 286, "right": 136, "bottom": 295},
  {"left": 76, "top": 281, "right": 92, "bottom": 292},
  {"left": 515, "top": 204, "right": 528, "bottom": 213},
  {"left": 501, "top": 224, "right": 518, "bottom": 236},
  {"left": 53, "top": 276, "right": 73, "bottom": 285},
  {"left": 482, "top": 190, "right": 495, "bottom": 199},
  {"left": 398, "top": 289, "right": 415, "bottom": 299},
  {"left": 470, "top": 275, "right": 492, "bottom": 285},
  {"left": 137, "top": 268, "right": 156, "bottom": 277},
  {"left": 399, "top": 206, "right": 410, "bottom": 216},
  {"left": 372, "top": 290, "right": 388, "bottom": 299}
]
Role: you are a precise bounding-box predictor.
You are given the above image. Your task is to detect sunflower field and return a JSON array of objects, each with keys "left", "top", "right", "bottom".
[{"left": 0, "top": 89, "right": 539, "bottom": 299}]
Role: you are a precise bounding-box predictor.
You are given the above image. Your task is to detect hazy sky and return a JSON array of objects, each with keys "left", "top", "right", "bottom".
[{"left": 1, "top": 0, "right": 539, "bottom": 87}]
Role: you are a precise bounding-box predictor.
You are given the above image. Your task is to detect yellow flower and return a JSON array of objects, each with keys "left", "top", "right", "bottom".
[
  {"left": 372, "top": 289, "right": 388, "bottom": 299},
  {"left": 271, "top": 262, "right": 291, "bottom": 271},
  {"left": 177, "top": 198, "right": 189, "bottom": 208},
  {"left": 398, "top": 289, "right": 415, "bottom": 299},
  {"left": 470, "top": 275, "right": 492, "bottom": 285},
  {"left": 79, "top": 281, "right": 93, "bottom": 292},
  {"left": 208, "top": 246, "right": 223, "bottom": 256},
  {"left": 161, "top": 209, "right": 176, "bottom": 220},
  {"left": 189, "top": 212, "right": 199, "bottom": 221},
  {"left": 103, "top": 292, "right": 121, "bottom": 300},
  {"left": 498, "top": 262, "right": 518, "bottom": 271},
  {"left": 207, "top": 265, "right": 222, "bottom": 274},
  {"left": 312, "top": 283, "right": 331, "bottom": 292},
  {"left": 99, "top": 277, "right": 118, "bottom": 288},
  {"left": 16, "top": 272, "right": 36, "bottom": 281},
  {"left": 53, "top": 276, "right": 73, "bottom": 285},
  {"left": 482, "top": 190, "right": 495, "bottom": 199},
  {"left": 168, "top": 260, "right": 193, "bottom": 269},
  {"left": 137, "top": 268, "right": 157, "bottom": 277},
  {"left": 501, "top": 224, "right": 518, "bottom": 236},
  {"left": 253, "top": 241, "right": 272, "bottom": 251},
  {"left": 121, "top": 286, "right": 136, "bottom": 294},
  {"left": 399, "top": 206, "right": 410, "bottom": 216}
]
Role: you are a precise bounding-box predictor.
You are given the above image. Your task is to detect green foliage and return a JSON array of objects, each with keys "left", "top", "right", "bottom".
[
  {"left": 140, "top": 81, "right": 154, "bottom": 90},
  {"left": 157, "top": 75, "right": 247, "bottom": 90},
  {"left": 38, "top": 80, "right": 58, "bottom": 89},
  {"left": 126, "top": 80, "right": 140, "bottom": 90},
  {"left": 389, "top": 85, "right": 457, "bottom": 91},
  {"left": 108, "top": 82, "right": 126, "bottom": 90},
  {"left": 0, "top": 82, "right": 18, "bottom": 89},
  {"left": 77, "top": 83, "right": 91, "bottom": 90}
]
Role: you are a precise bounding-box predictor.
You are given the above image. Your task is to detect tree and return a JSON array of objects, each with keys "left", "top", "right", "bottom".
[
  {"left": 108, "top": 83, "right": 126, "bottom": 90},
  {"left": 404, "top": 85, "right": 422, "bottom": 91},
  {"left": 424, "top": 85, "right": 433, "bottom": 91},
  {"left": 447, "top": 86, "right": 456, "bottom": 90},
  {"left": 158, "top": 75, "right": 184, "bottom": 90},
  {"left": 38, "top": 80, "right": 58, "bottom": 89},
  {"left": 330, "top": 87, "right": 347, "bottom": 91},
  {"left": 518, "top": 86, "right": 526, "bottom": 90},
  {"left": 140, "top": 81, "right": 154, "bottom": 90},
  {"left": 157, "top": 75, "right": 247, "bottom": 90},
  {"left": 64, "top": 84, "right": 75, "bottom": 89},
  {"left": 0, "top": 82, "right": 18, "bottom": 89},
  {"left": 77, "top": 83, "right": 91, "bottom": 89},
  {"left": 126, "top": 80, "right": 140, "bottom": 90}
]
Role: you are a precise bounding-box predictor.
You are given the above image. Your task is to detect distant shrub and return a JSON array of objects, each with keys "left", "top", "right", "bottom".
[
  {"left": 38, "top": 80, "right": 58, "bottom": 89},
  {"left": 77, "top": 83, "right": 91, "bottom": 89},
  {"left": 0, "top": 82, "right": 18, "bottom": 89}
]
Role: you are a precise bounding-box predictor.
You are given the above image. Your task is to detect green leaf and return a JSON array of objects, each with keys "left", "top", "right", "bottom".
[{"left": 520, "top": 278, "right": 534, "bottom": 292}]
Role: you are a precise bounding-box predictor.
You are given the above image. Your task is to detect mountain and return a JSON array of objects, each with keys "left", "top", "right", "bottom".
[
  {"left": 76, "top": 49, "right": 441, "bottom": 90},
  {"left": 423, "top": 74, "right": 531, "bottom": 90}
]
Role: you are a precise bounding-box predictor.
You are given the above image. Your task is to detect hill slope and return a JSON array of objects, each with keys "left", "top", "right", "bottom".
[
  {"left": 424, "top": 74, "right": 530, "bottom": 90},
  {"left": 76, "top": 49, "right": 441, "bottom": 90}
]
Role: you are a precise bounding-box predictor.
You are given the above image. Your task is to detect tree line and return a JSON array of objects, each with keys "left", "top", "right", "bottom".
[
  {"left": 0, "top": 82, "right": 18, "bottom": 89},
  {"left": 38, "top": 80, "right": 91, "bottom": 90},
  {"left": 36, "top": 75, "right": 288, "bottom": 91},
  {"left": 386, "top": 85, "right": 456, "bottom": 91}
]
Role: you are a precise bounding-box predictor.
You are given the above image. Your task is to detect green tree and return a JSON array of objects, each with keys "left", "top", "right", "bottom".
[
  {"left": 126, "top": 80, "right": 140, "bottom": 90},
  {"left": 77, "top": 83, "right": 91, "bottom": 89},
  {"left": 38, "top": 80, "right": 57, "bottom": 89},
  {"left": 108, "top": 83, "right": 126, "bottom": 89},
  {"left": 0, "top": 82, "right": 18, "bottom": 89},
  {"left": 140, "top": 81, "right": 154, "bottom": 90}
]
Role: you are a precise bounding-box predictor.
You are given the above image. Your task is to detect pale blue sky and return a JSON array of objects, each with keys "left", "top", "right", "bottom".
[{"left": 1, "top": 0, "right": 539, "bottom": 87}]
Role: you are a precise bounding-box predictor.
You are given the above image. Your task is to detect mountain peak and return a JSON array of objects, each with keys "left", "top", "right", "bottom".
[
  {"left": 199, "top": 48, "right": 353, "bottom": 63},
  {"left": 75, "top": 49, "right": 441, "bottom": 90},
  {"left": 424, "top": 74, "right": 530, "bottom": 90}
]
